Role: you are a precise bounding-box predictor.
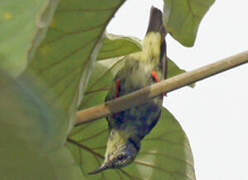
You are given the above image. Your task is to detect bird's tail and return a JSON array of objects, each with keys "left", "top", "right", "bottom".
[
  {"left": 146, "top": 7, "right": 167, "bottom": 80},
  {"left": 146, "top": 7, "right": 166, "bottom": 37}
]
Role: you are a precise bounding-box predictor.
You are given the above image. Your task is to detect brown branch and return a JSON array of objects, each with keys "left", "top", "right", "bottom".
[{"left": 75, "top": 50, "right": 248, "bottom": 126}]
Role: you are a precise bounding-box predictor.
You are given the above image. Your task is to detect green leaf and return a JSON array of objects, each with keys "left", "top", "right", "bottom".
[
  {"left": 25, "top": 0, "right": 125, "bottom": 131},
  {"left": 0, "top": 0, "right": 59, "bottom": 77},
  {"left": 163, "top": 0, "right": 214, "bottom": 46},
  {"left": 98, "top": 34, "right": 142, "bottom": 60},
  {"left": 67, "top": 107, "right": 195, "bottom": 179},
  {"left": 0, "top": 72, "right": 83, "bottom": 180}
]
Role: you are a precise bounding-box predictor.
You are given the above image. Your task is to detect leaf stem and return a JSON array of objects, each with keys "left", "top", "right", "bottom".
[
  {"left": 67, "top": 138, "right": 104, "bottom": 159},
  {"left": 75, "top": 50, "right": 248, "bottom": 126}
]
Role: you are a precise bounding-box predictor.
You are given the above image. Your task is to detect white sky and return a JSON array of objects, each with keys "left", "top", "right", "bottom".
[{"left": 107, "top": 0, "right": 248, "bottom": 179}]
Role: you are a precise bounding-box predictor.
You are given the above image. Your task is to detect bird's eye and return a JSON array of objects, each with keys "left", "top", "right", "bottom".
[{"left": 117, "top": 154, "right": 127, "bottom": 161}]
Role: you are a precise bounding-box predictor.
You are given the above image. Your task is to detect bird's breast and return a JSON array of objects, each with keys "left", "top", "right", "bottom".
[
  {"left": 115, "top": 99, "right": 162, "bottom": 140},
  {"left": 109, "top": 58, "right": 163, "bottom": 139}
]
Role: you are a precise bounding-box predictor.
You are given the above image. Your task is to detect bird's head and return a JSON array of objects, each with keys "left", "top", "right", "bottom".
[{"left": 89, "top": 129, "right": 140, "bottom": 174}]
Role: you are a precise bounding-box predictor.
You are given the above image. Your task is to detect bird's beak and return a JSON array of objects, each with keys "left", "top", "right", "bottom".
[{"left": 88, "top": 162, "right": 110, "bottom": 175}]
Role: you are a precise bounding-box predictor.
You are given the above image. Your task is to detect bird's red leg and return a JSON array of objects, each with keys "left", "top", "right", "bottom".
[
  {"left": 152, "top": 71, "right": 166, "bottom": 96},
  {"left": 115, "top": 79, "right": 121, "bottom": 99}
]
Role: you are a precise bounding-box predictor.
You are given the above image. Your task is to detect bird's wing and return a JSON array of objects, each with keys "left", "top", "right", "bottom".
[
  {"left": 161, "top": 40, "right": 168, "bottom": 80},
  {"left": 105, "top": 56, "right": 139, "bottom": 128}
]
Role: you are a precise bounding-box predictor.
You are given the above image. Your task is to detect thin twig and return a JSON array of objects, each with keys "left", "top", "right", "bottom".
[{"left": 75, "top": 50, "right": 248, "bottom": 126}]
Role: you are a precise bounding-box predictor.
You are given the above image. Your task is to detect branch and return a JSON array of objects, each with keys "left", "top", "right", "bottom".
[{"left": 75, "top": 50, "right": 248, "bottom": 126}]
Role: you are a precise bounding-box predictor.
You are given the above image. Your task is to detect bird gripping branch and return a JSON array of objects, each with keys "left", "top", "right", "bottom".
[{"left": 89, "top": 6, "right": 167, "bottom": 174}]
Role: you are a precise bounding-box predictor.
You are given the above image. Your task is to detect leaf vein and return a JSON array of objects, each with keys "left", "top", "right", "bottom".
[
  {"left": 139, "top": 151, "right": 194, "bottom": 169},
  {"left": 46, "top": 23, "right": 106, "bottom": 45},
  {"left": 78, "top": 128, "right": 108, "bottom": 143},
  {"left": 37, "top": 36, "right": 98, "bottom": 74}
]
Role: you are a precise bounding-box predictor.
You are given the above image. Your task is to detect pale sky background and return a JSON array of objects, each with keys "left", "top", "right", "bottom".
[{"left": 107, "top": 0, "right": 248, "bottom": 179}]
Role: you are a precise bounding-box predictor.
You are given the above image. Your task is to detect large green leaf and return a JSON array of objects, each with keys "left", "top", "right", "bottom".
[
  {"left": 0, "top": 72, "right": 83, "bottom": 180},
  {"left": 67, "top": 108, "right": 195, "bottom": 180},
  {"left": 163, "top": 0, "right": 214, "bottom": 46},
  {"left": 0, "top": 0, "right": 59, "bottom": 77},
  {"left": 25, "top": 0, "right": 125, "bottom": 132},
  {"left": 98, "top": 34, "right": 142, "bottom": 60}
]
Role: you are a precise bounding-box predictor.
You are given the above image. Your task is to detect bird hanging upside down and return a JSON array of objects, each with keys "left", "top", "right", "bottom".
[{"left": 89, "top": 7, "right": 167, "bottom": 174}]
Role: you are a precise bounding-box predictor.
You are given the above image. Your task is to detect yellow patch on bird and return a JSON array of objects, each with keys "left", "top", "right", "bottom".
[
  {"left": 142, "top": 32, "right": 161, "bottom": 63},
  {"left": 105, "top": 130, "right": 128, "bottom": 160},
  {"left": 49, "top": 18, "right": 56, "bottom": 28},
  {"left": 3, "top": 12, "right": 13, "bottom": 20}
]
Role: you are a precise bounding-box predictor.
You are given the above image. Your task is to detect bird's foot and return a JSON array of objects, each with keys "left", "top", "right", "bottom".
[{"left": 152, "top": 71, "right": 166, "bottom": 96}]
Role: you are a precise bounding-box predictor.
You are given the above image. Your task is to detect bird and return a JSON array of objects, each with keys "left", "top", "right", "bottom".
[{"left": 89, "top": 6, "right": 167, "bottom": 175}]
